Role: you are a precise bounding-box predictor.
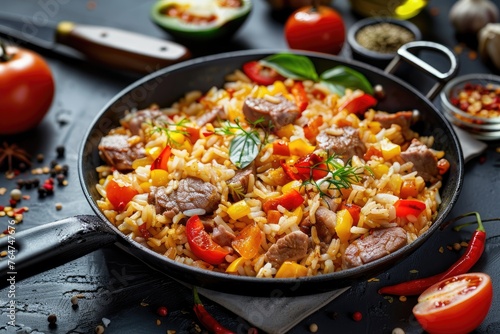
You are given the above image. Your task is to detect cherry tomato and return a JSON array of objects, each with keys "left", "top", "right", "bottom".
[
  {"left": 106, "top": 179, "right": 139, "bottom": 211},
  {"left": 0, "top": 43, "right": 55, "bottom": 135},
  {"left": 284, "top": 5, "right": 345, "bottom": 55},
  {"left": 412, "top": 273, "right": 493, "bottom": 334}
]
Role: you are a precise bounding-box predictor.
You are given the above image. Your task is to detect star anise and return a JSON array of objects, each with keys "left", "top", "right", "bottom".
[{"left": 0, "top": 142, "right": 32, "bottom": 173}]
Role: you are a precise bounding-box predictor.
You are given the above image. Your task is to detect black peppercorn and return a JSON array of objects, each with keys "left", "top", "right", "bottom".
[{"left": 56, "top": 145, "right": 65, "bottom": 158}]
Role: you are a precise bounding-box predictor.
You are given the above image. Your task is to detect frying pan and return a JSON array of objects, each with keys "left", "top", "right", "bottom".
[{"left": 0, "top": 46, "right": 464, "bottom": 296}]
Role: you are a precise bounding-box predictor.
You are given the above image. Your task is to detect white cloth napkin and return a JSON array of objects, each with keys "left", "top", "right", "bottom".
[
  {"left": 452, "top": 125, "right": 488, "bottom": 163},
  {"left": 199, "top": 286, "right": 350, "bottom": 334}
]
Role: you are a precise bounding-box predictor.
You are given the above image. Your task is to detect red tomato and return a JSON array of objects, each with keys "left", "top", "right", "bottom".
[
  {"left": 0, "top": 43, "right": 55, "bottom": 134},
  {"left": 106, "top": 179, "right": 139, "bottom": 211},
  {"left": 412, "top": 273, "right": 493, "bottom": 334},
  {"left": 284, "top": 5, "right": 345, "bottom": 55}
]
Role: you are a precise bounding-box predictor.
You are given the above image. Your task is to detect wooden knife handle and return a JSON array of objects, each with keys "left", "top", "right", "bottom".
[{"left": 55, "top": 21, "right": 191, "bottom": 74}]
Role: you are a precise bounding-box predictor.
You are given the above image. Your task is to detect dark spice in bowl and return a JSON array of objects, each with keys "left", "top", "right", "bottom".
[{"left": 355, "top": 22, "right": 416, "bottom": 54}]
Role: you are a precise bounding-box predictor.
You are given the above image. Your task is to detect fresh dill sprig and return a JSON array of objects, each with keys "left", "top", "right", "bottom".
[{"left": 151, "top": 118, "right": 190, "bottom": 147}]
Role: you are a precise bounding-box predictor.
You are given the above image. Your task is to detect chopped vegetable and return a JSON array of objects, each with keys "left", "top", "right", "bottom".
[
  {"left": 186, "top": 215, "right": 229, "bottom": 265},
  {"left": 151, "top": 145, "right": 171, "bottom": 170},
  {"left": 231, "top": 224, "right": 262, "bottom": 259},
  {"left": 335, "top": 209, "right": 353, "bottom": 243},
  {"left": 242, "top": 60, "right": 286, "bottom": 85},
  {"left": 227, "top": 199, "right": 251, "bottom": 220},
  {"left": 275, "top": 261, "right": 308, "bottom": 278},
  {"left": 193, "top": 287, "right": 236, "bottom": 334},
  {"left": 262, "top": 189, "right": 304, "bottom": 212},
  {"left": 106, "top": 179, "right": 138, "bottom": 211},
  {"left": 394, "top": 199, "right": 426, "bottom": 217},
  {"left": 291, "top": 81, "right": 309, "bottom": 112},
  {"left": 338, "top": 91, "right": 377, "bottom": 115}
]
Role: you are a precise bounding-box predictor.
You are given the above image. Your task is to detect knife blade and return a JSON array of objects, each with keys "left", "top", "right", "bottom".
[{"left": 0, "top": 13, "right": 191, "bottom": 74}]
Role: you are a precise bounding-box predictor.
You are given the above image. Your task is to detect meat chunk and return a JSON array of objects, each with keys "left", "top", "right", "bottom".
[
  {"left": 149, "top": 177, "right": 221, "bottom": 216},
  {"left": 265, "top": 231, "right": 309, "bottom": 268},
  {"left": 122, "top": 108, "right": 168, "bottom": 135},
  {"left": 243, "top": 95, "right": 300, "bottom": 130},
  {"left": 313, "top": 206, "right": 337, "bottom": 243},
  {"left": 400, "top": 139, "right": 439, "bottom": 183},
  {"left": 212, "top": 225, "right": 236, "bottom": 247},
  {"left": 316, "top": 126, "right": 366, "bottom": 163},
  {"left": 373, "top": 111, "right": 416, "bottom": 140},
  {"left": 196, "top": 105, "right": 224, "bottom": 127},
  {"left": 227, "top": 163, "right": 255, "bottom": 201},
  {"left": 98, "top": 134, "right": 146, "bottom": 172},
  {"left": 342, "top": 227, "right": 407, "bottom": 268}
]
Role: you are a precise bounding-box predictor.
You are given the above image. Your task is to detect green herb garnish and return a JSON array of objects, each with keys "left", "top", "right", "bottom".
[
  {"left": 259, "top": 53, "right": 374, "bottom": 96},
  {"left": 151, "top": 118, "right": 190, "bottom": 147}
]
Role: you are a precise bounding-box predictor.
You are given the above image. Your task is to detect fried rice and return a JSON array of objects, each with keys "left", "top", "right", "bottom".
[{"left": 95, "top": 64, "right": 445, "bottom": 279}]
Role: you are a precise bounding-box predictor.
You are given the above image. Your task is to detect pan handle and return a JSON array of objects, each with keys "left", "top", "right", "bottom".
[
  {"left": 0, "top": 215, "right": 117, "bottom": 285},
  {"left": 384, "top": 41, "right": 459, "bottom": 100}
]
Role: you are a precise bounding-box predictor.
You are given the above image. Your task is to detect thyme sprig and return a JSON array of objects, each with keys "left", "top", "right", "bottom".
[
  {"left": 303, "top": 153, "right": 369, "bottom": 198},
  {"left": 151, "top": 118, "right": 190, "bottom": 147}
]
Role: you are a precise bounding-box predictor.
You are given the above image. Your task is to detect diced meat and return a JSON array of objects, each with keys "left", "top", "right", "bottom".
[
  {"left": 400, "top": 138, "right": 439, "bottom": 183},
  {"left": 314, "top": 207, "right": 337, "bottom": 243},
  {"left": 242, "top": 95, "right": 300, "bottom": 130},
  {"left": 373, "top": 111, "right": 416, "bottom": 140},
  {"left": 342, "top": 227, "right": 407, "bottom": 268},
  {"left": 196, "top": 106, "right": 224, "bottom": 127},
  {"left": 227, "top": 163, "right": 255, "bottom": 201},
  {"left": 149, "top": 177, "right": 221, "bottom": 216},
  {"left": 122, "top": 108, "right": 168, "bottom": 135},
  {"left": 212, "top": 224, "right": 236, "bottom": 247},
  {"left": 98, "top": 134, "right": 146, "bottom": 172},
  {"left": 265, "top": 231, "right": 309, "bottom": 268},
  {"left": 316, "top": 126, "right": 366, "bottom": 163}
]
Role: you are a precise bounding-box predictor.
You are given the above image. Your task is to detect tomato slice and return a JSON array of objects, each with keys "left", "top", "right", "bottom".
[
  {"left": 242, "top": 61, "right": 286, "bottom": 85},
  {"left": 106, "top": 179, "right": 139, "bottom": 211},
  {"left": 412, "top": 273, "right": 493, "bottom": 334}
]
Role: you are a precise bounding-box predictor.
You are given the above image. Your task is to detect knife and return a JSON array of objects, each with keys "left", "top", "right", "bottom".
[{"left": 0, "top": 13, "right": 191, "bottom": 74}]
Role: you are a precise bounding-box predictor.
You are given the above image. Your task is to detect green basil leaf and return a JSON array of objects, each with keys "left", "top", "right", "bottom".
[
  {"left": 229, "top": 132, "right": 260, "bottom": 169},
  {"left": 318, "top": 81, "right": 345, "bottom": 97},
  {"left": 260, "top": 53, "right": 319, "bottom": 82},
  {"left": 320, "top": 66, "right": 374, "bottom": 95}
]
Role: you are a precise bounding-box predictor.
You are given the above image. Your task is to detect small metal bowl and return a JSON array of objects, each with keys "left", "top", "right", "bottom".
[
  {"left": 440, "top": 73, "right": 500, "bottom": 141},
  {"left": 347, "top": 17, "right": 421, "bottom": 69}
]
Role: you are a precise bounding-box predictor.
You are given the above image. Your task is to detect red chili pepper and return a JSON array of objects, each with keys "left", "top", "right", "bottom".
[
  {"left": 151, "top": 145, "right": 171, "bottom": 171},
  {"left": 378, "top": 212, "right": 487, "bottom": 296},
  {"left": 193, "top": 287, "right": 236, "bottom": 334},
  {"left": 291, "top": 81, "right": 309, "bottom": 112},
  {"left": 262, "top": 189, "right": 304, "bottom": 213},
  {"left": 394, "top": 199, "right": 426, "bottom": 217},
  {"left": 338, "top": 92, "right": 377, "bottom": 115},
  {"left": 273, "top": 140, "right": 290, "bottom": 156},
  {"left": 294, "top": 153, "right": 328, "bottom": 181},
  {"left": 242, "top": 61, "right": 286, "bottom": 86},
  {"left": 186, "top": 215, "right": 229, "bottom": 265}
]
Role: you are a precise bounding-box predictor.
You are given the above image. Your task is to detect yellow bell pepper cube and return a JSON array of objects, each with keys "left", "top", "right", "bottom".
[
  {"left": 372, "top": 163, "right": 389, "bottom": 179},
  {"left": 256, "top": 85, "right": 271, "bottom": 98},
  {"left": 275, "top": 124, "right": 295, "bottom": 138},
  {"left": 146, "top": 146, "right": 162, "bottom": 159},
  {"left": 380, "top": 138, "right": 401, "bottom": 160},
  {"left": 289, "top": 138, "right": 315, "bottom": 156},
  {"left": 335, "top": 209, "right": 353, "bottom": 244},
  {"left": 151, "top": 169, "right": 169, "bottom": 186},
  {"left": 275, "top": 261, "right": 308, "bottom": 278},
  {"left": 139, "top": 181, "right": 151, "bottom": 192},
  {"left": 289, "top": 206, "right": 303, "bottom": 224},
  {"left": 132, "top": 157, "right": 153, "bottom": 170},
  {"left": 227, "top": 199, "right": 251, "bottom": 220},
  {"left": 169, "top": 131, "right": 185, "bottom": 146},
  {"left": 281, "top": 180, "right": 303, "bottom": 194},
  {"left": 269, "top": 81, "right": 291, "bottom": 99}
]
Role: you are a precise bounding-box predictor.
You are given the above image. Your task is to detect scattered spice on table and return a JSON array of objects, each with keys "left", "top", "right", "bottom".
[
  {"left": 0, "top": 142, "right": 32, "bottom": 173},
  {"left": 355, "top": 23, "right": 415, "bottom": 54},
  {"left": 308, "top": 323, "right": 319, "bottom": 332}
]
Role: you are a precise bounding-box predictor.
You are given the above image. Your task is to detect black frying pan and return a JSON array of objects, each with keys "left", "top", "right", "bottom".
[{"left": 0, "top": 47, "right": 464, "bottom": 296}]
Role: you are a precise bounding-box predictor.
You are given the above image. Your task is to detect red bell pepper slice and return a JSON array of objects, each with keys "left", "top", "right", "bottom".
[
  {"left": 394, "top": 199, "right": 426, "bottom": 217},
  {"left": 280, "top": 159, "right": 301, "bottom": 181},
  {"left": 291, "top": 81, "right": 309, "bottom": 112},
  {"left": 151, "top": 145, "right": 171, "bottom": 171},
  {"left": 273, "top": 140, "right": 290, "bottom": 156},
  {"left": 186, "top": 215, "right": 229, "bottom": 265},
  {"left": 183, "top": 126, "right": 200, "bottom": 144},
  {"left": 294, "top": 153, "right": 328, "bottom": 181},
  {"left": 138, "top": 223, "right": 152, "bottom": 239},
  {"left": 242, "top": 61, "right": 286, "bottom": 86},
  {"left": 263, "top": 189, "right": 305, "bottom": 213},
  {"left": 338, "top": 92, "right": 377, "bottom": 115},
  {"left": 303, "top": 115, "right": 323, "bottom": 141}
]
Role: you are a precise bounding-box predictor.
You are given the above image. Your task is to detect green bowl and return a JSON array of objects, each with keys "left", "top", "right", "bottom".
[{"left": 151, "top": 0, "right": 252, "bottom": 42}]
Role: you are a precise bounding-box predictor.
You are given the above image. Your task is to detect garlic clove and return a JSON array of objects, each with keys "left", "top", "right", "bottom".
[
  {"left": 478, "top": 23, "right": 500, "bottom": 69},
  {"left": 449, "top": 0, "right": 499, "bottom": 35}
]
